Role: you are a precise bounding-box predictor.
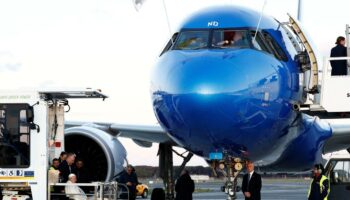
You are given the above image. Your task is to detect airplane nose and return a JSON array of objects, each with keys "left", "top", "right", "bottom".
[
  {"left": 152, "top": 50, "right": 295, "bottom": 158},
  {"left": 170, "top": 52, "right": 261, "bottom": 95},
  {"left": 153, "top": 50, "right": 282, "bottom": 95},
  {"left": 165, "top": 53, "right": 250, "bottom": 95}
]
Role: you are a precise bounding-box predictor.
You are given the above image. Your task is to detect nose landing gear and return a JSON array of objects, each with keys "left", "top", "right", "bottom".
[{"left": 210, "top": 152, "right": 245, "bottom": 200}]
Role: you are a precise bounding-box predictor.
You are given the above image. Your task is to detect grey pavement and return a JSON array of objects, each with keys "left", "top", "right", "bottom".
[{"left": 141, "top": 178, "right": 309, "bottom": 200}]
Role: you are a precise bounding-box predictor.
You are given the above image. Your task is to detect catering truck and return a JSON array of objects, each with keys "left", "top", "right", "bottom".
[{"left": 0, "top": 89, "right": 107, "bottom": 199}]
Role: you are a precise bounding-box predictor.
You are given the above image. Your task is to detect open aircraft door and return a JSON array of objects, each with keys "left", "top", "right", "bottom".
[{"left": 286, "top": 14, "right": 319, "bottom": 95}]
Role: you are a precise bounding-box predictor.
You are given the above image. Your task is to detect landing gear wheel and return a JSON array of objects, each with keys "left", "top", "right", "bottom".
[
  {"left": 234, "top": 162, "right": 243, "bottom": 171},
  {"left": 210, "top": 152, "right": 245, "bottom": 200}
]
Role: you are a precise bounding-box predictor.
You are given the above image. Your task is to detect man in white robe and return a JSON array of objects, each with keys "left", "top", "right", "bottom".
[{"left": 65, "top": 174, "right": 88, "bottom": 200}]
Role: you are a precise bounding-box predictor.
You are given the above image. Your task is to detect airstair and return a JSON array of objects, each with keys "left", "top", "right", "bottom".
[
  {"left": 306, "top": 24, "right": 350, "bottom": 113},
  {"left": 286, "top": 19, "right": 350, "bottom": 113}
]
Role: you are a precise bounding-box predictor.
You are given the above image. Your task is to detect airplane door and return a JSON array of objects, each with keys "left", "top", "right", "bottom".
[
  {"left": 287, "top": 14, "right": 319, "bottom": 93},
  {"left": 326, "top": 159, "right": 350, "bottom": 200}
]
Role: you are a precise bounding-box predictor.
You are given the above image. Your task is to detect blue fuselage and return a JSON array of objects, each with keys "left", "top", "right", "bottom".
[{"left": 151, "top": 6, "right": 331, "bottom": 171}]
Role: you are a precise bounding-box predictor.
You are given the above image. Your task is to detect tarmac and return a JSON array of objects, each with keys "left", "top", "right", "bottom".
[{"left": 142, "top": 178, "right": 309, "bottom": 200}]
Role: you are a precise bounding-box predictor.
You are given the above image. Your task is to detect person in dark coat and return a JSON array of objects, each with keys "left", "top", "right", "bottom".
[
  {"left": 242, "top": 161, "right": 262, "bottom": 200},
  {"left": 119, "top": 165, "right": 139, "bottom": 200},
  {"left": 330, "top": 36, "right": 348, "bottom": 75},
  {"left": 75, "top": 159, "right": 89, "bottom": 183},
  {"left": 58, "top": 151, "right": 67, "bottom": 163},
  {"left": 175, "top": 170, "right": 195, "bottom": 200},
  {"left": 75, "top": 159, "right": 91, "bottom": 193},
  {"left": 151, "top": 188, "right": 165, "bottom": 200},
  {"left": 58, "top": 153, "right": 76, "bottom": 183}
]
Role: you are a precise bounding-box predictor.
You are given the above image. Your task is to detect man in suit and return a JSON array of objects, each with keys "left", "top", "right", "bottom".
[
  {"left": 330, "top": 36, "right": 348, "bottom": 75},
  {"left": 242, "top": 161, "right": 262, "bottom": 200},
  {"left": 58, "top": 153, "right": 76, "bottom": 183}
]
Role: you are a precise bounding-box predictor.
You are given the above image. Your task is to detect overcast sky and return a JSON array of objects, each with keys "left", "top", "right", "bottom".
[{"left": 1, "top": 0, "right": 349, "bottom": 166}]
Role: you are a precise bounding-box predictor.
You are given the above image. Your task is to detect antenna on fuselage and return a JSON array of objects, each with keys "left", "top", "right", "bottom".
[
  {"left": 253, "top": 0, "right": 267, "bottom": 43},
  {"left": 161, "top": 0, "right": 174, "bottom": 44},
  {"left": 297, "top": 0, "right": 303, "bottom": 21}
]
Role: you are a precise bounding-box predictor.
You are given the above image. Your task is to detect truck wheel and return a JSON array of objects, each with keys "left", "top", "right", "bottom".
[{"left": 142, "top": 189, "right": 148, "bottom": 198}]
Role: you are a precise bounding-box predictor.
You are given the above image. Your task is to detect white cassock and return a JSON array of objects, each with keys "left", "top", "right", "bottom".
[{"left": 65, "top": 181, "right": 87, "bottom": 200}]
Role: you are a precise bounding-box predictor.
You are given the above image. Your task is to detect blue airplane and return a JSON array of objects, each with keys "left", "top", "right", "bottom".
[
  {"left": 66, "top": 5, "right": 350, "bottom": 199},
  {"left": 152, "top": 5, "right": 331, "bottom": 171}
]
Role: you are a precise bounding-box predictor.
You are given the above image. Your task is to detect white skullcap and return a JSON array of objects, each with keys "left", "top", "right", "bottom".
[{"left": 68, "top": 173, "right": 76, "bottom": 179}]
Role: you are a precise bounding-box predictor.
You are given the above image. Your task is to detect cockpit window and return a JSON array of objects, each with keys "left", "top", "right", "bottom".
[
  {"left": 251, "top": 32, "right": 269, "bottom": 52},
  {"left": 160, "top": 32, "right": 178, "bottom": 56},
  {"left": 212, "top": 30, "right": 250, "bottom": 49},
  {"left": 262, "top": 31, "right": 288, "bottom": 61},
  {"left": 278, "top": 25, "right": 300, "bottom": 59},
  {"left": 166, "top": 29, "right": 288, "bottom": 62},
  {"left": 250, "top": 31, "right": 288, "bottom": 62},
  {"left": 174, "top": 31, "right": 209, "bottom": 50}
]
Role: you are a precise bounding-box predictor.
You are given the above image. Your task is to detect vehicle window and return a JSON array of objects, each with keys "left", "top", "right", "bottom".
[
  {"left": 332, "top": 161, "right": 350, "bottom": 184},
  {"left": 174, "top": 31, "right": 209, "bottom": 50},
  {"left": 212, "top": 30, "right": 250, "bottom": 49},
  {"left": 0, "top": 111, "right": 4, "bottom": 139},
  {"left": 0, "top": 104, "right": 31, "bottom": 168}
]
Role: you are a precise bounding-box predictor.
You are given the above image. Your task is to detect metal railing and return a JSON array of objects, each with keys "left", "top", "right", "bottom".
[
  {"left": 48, "top": 182, "right": 129, "bottom": 200},
  {"left": 322, "top": 56, "right": 350, "bottom": 75}
]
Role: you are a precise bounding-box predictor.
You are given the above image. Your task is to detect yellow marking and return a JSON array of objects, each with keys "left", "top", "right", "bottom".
[{"left": 0, "top": 177, "right": 34, "bottom": 180}]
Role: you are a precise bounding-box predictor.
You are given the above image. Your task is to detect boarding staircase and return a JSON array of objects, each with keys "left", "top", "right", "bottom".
[{"left": 287, "top": 21, "right": 350, "bottom": 113}]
